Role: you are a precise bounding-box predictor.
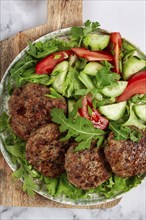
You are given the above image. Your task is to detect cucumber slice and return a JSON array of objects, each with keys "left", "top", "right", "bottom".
[
  {"left": 94, "top": 93, "right": 103, "bottom": 101},
  {"left": 134, "top": 104, "right": 146, "bottom": 122},
  {"left": 82, "top": 62, "right": 103, "bottom": 76},
  {"left": 68, "top": 99, "right": 76, "bottom": 113},
  {"left": 98, "top": 101, "right": 127, "bottom": 121},
  {"left": 123, "top": 104, "right": 146, "bottom": 130},
  {"left": 123, "top": 57, "right": 146, "bottom": 80},
  {"left": 101, "top": 81, "right": 128, "bottom": 97},
  {"left": 78, "top": 72, "right": 95, "bottom": 89},
  {"left": 51, "top": 61, "right": 69, "bottom": 93},
  {"left": 83, "top": 33, "right": 110, "bottom": 51}
]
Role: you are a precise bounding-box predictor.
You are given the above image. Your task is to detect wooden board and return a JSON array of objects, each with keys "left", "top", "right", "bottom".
[{"left": 0, "top": 0, "right": 121, "bottom": 208}]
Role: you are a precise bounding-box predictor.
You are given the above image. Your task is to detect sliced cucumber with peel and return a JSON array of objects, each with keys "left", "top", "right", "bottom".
[
  {"left": 83, "top": 33, "right": 110, "bottom": 51},
  {"left": 123, "top": 104, "right": 146, "bottom": 130},
  {"left": 134, "top": 104, "right": 146, "bottom": 122},
  {"left": 78, "top": 72, "right": 95, "bottom": 89},
  {"left": 98, "top": 101, "right": 127, "bottom": 121},
  {"left": 101, "top": 81, "right": 128, "bottom": 97},
  {"left": 123, "top": 57, "right": 146, "bottom": 80},
  {"left": 82, "top": 62, "right": 103, "bottom": 76}
]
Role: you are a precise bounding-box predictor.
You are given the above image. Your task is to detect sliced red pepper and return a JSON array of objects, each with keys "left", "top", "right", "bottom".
[
  {"left": 78, "top": 96, "right": 109, "bottom": 130},
  {"left": 117, "top": 75, "right": 146, "bottom": 102},
  {"left": 128, "top": 70, "right": 146, "bottom": 85},
  {"left": 71, "top": 48, "right": 113, "bottom": 61},
  {"left": 36, "top": 50, "right": 72, "bottom": 74},
  {"left": 110, "top": 32, "right": 122, "bottom": 74}
]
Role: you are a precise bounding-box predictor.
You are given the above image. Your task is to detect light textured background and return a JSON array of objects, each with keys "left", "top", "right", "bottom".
[{"left": 0, "top": 0, "right": 146, "bottom": 219}]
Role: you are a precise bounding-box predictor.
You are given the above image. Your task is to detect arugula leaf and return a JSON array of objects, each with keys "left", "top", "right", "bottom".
[
  {"left": 51, "top": 108, "right": 105, "bottom": 151},
  {"left": 109, "top": 122, "right": 142, "bottom": 142},
  {"left": 27, "top": 42, "right": 58, "bottom": 59},
  {"left": 96, "top": 66, "right": 120, "bottom": 88},
  {"left": 8, "top": 56, "right": 50, "bottom": 90},
  {"left": 70, "top": 20, "right": 100, "bottom": 46},
  {"left": 0, "top": 112, "right": 37, "bottom": 196}
]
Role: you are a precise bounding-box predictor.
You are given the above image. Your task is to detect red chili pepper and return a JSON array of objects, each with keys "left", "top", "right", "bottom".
[
  {"left": 78, "top": 96, "right": 109, "bottom": 130},
  {"left": 71, "top": 48, "right": 113, "bottom": 61},
  {"left": 36, "top": 50, "right": 72, "bottom": 74},
  {"left": 110, "top": 32, "right": 122, "bottom": 74}
]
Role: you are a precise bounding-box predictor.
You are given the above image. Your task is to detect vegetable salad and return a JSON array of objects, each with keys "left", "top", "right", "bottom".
[{"left": 0, "top": 20, "right": 146, "bottom": 201}]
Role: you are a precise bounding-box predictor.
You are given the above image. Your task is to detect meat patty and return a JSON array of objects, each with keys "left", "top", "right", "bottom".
[
  {"left": 65, "top": 144, "right": 111, "bottom": 190},
  {"left": 104, "top": 130, "right": 146, "bottom": 177},
  {"left": 26, "top": 123, "right": 70, "bottom": 177},
  {"left": 8, "top": 83, "right": 66, "bottom": 140}
]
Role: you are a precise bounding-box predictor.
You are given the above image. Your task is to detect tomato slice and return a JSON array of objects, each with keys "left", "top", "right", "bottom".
[
  {"left": 36, "top": 50, "right": 71, "bottom": 74},
  {"left": 117, "top": 77, "right": 146, "bottom": 102},
  {"left": 110, "top": 32, "right": 122, "bottom": 74},
  {"left": 91, "top": 109, "right": 109, "bottom": 130},
  {"left": 78, "top": 96, "right": 109, "bottom": 130},
  {"left": 71, "top": 48, "right": 113, "bottom": 61},
  {"left": 78, "top": 96, "right": 90, "bottom": 119},
  {"left": 128, "top": 70, "right": 146, "bottom": 85}
]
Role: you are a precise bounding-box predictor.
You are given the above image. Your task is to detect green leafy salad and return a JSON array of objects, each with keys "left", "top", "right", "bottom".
[{"left": 0, "top": 20, "right": 146, "bottom": 202}]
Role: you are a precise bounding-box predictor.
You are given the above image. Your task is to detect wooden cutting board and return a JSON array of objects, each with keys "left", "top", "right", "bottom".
[{"left": 0, "top": 0, "right": 121, "bottom": 208}]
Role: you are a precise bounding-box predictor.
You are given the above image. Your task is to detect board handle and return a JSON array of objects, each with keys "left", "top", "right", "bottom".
[{"left": 47, "top": 0, "right": 83, "bottom": 32}]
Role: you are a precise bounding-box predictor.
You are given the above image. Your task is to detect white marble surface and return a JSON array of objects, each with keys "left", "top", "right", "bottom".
[{"left": 0, "top": 0, "right": 146, "bottom": 219}]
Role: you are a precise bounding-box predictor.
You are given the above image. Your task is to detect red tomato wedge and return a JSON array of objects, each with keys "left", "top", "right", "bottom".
[
  {"left": 110, "top": 32, "right": 122, "bottom": 74},
  {"left": 36, "top": 50, "right": 72, "bottom": 74},
  {"left": 78, "top": 96, "right": 109, "bottom": 130},
  {"left": 71, "top": 48, "right": 113, "bottom": 61},
  {"left": 117, "top": 74, "right": 146, "bottom": 102},
  {"left": 128, "top": 70, "right": 146, "bottom": 85},
  {"left": 91, "top": 109, "right": 109, "bottom": 130}
]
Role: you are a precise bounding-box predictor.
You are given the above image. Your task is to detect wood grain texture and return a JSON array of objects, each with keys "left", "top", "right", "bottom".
[{"left": 0, "top": 0, "right": 121, "bottom": 208}]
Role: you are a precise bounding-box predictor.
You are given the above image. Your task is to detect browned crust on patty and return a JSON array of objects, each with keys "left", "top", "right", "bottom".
[
  {"left": 65, "top": 145, "right": 111, "bottom": 190},
  {"left": 104, "top": 130, "right": 146, "bottom": 177},
  {"left": 26, "top": 123, "right": 70, "bottom": 177},
  {"left": 8, "top": 83, "right": 66, "bottom": 140}
]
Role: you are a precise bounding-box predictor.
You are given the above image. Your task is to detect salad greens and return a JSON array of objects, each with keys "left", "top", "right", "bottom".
[
  {"left": 71, "top": 20, "right": 100, "bottom": 46},
  {"left": 50, "top": 108, "right": 105, "bottom": 151},
  {"left": 8, "top": 54, "right": 49, "bottom": 93},
  {"left": 109, "top": 122, "right": 142, "bottom": 142},
  {"left": 0, "top": 112, "right": 142, "bottom": 199},
  {"left": 0, "top": 20, "right": 146, "bottom": 201}
]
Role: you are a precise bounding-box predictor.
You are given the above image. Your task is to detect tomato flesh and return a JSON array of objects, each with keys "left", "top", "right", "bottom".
[
  {"left": 36, "top": 50, "right": 71, "bottom": 74},
  {"left": 110, "top": 32, "right": 122, "bottom": 74},
  {"left": 78, "top": 96, "right": 109, "bottom": 130},
  {"left": 71, "top": 48, "right": 113, "bottom": 61},
  {"left": 117, "top": 77, "right": 146, "bottom": 102},
  {"left": 128, "top": 70, "right": 146, "bottom": 85}
]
